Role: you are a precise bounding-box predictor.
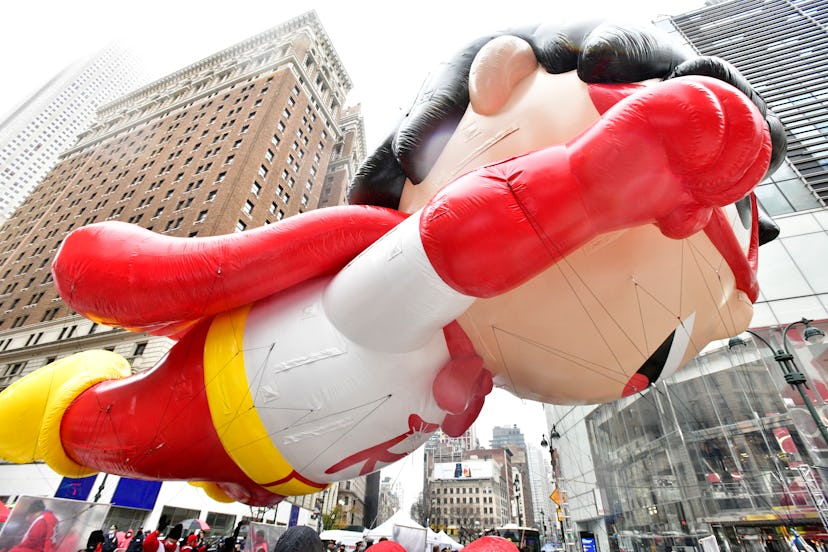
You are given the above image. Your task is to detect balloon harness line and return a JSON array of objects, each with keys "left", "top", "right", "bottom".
[{"left": 491, "top": 199, "right": 737, "bottom": 398}]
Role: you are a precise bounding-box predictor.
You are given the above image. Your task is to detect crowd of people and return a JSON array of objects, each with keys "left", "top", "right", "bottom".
[{"left": 0, "top": 504, "right": 461, "bottom": 552}]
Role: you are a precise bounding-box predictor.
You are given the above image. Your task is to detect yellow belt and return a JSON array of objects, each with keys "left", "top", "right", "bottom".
[{"left": 203, "top": 305, "right": 326, "bottom": 496}]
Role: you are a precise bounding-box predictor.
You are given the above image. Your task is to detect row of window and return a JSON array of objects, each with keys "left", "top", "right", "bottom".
[
  {"left": 434, "top": 496, "right": 493, "bottom": 504},
  {"left": 432, "top": 486, "right": 497, "bottom": 494}
]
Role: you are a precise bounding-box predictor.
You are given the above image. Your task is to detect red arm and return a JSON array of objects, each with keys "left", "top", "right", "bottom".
[
  {"left": 53, "top": 205, "right": 406, "bottom": 336},
  {"left": 419, "top": 76, "right": 771, "bottom": 300}
]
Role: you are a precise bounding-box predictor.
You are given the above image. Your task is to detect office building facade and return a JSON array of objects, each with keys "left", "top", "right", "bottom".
[
  {"left": 0, "top": 46, "right": 141, "bottom": 224},
  {"left": 549, "top": 2, "right": 828, "bottom": 552},
  {"left": 0, "top": 10, "right": 368, "bottom": 530},
  {"left": 424, "top": 446, "right": 517, "bottom": 543}
]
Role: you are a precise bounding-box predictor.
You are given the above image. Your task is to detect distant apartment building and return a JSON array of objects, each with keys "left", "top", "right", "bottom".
[
  {"left": 526, "top": 446, "right": 555, "bottom": 541},
  {"left": 490, "top": 425, "right": 537, "bottom": 532},
  {"left": 0, "top": 46, "right": 142, "bottom": 224},
  {"left": 0, "top": 10, "right": 368, "bottom": 531},
  {"left": 378, "top": 476, "right": 403, "bottom": 526},
  {"left": 318, "top": 104, "right": 366, "bottom": 207}
]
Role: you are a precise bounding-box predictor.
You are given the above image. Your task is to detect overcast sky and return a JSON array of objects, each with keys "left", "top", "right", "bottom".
[
  {"left": 1, "top": 0, "right": 708, "bottom": 510},
  {"left": 1, "top": 0, "right": 707, "bottom": 149}
]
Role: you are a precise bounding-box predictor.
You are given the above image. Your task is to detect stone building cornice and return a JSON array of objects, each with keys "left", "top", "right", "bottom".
[
  {"left": 105, "top": 10, "right": 350, "bottom": 115},
  {"left": 67, "top": 10, "right": 351, "bottom": 154}
]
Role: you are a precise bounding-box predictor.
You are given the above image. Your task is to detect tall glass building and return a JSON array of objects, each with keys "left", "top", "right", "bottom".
[{"left": 548, "top": 2, "right": 828, "bottom": 552}]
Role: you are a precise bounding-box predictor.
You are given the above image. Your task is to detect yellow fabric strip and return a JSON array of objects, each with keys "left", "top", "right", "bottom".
[{"left": 203, "top": 306, "right": 322, "bottom": 496}]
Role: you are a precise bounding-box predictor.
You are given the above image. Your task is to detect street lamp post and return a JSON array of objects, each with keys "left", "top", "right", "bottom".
[
  {"left": 312, "top": 490, "right": 327, "bottom": 534},
  {"left": 542, "top": 432, "right": 567, "bottom": 551},
  {"left": 728, "top": 317, "right": 827, "bottom": 446},
  {"left": 513, "top": 474, "right": 524, "bottom": 526},
  {"left": 93, "top": 473, "right": 108, "bottom": 502}
]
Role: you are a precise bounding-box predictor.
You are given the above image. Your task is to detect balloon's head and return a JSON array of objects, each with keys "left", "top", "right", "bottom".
[{"left": 349, "top": 21, "right": 782, "bottom": 404}]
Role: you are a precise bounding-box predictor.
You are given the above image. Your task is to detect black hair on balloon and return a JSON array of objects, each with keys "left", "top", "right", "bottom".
[{"left": 347, "top": 19, "right": 787, "bottom": 247}]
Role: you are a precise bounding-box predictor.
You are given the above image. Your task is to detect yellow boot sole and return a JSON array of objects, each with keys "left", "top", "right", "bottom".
[{"left": 0, "top": 350, "right": 131, "bottom": 477}]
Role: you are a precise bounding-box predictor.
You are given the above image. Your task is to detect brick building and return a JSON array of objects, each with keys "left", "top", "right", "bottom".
[{"left": 0, "top": 9, "right": 367, "bottom": 531}]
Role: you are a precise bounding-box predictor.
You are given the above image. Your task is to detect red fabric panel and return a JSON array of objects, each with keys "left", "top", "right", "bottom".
[{"left": 60, "top": 320, "right": 282, "bottom": 506}]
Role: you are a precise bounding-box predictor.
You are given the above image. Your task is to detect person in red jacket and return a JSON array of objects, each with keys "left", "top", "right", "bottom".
[{"left": 8, "top": 500, "right": 59, "bottom": 552}]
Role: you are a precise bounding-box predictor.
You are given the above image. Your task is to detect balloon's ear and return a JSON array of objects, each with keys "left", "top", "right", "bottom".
[{"left": 469, "top": 35, "right": 538, "bottom": 115}]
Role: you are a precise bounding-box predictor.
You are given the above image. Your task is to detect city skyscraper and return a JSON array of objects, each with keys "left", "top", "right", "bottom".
[
  {"left": 490, "top": 425, "right": 527, "bottom": 450},
  {"left": 526, "top": 446, "right": 554, "bottom": 541},
  {"left": 0, "top": 10, "right": 367, "bottom": 529},
  {"left": 550, "top": 3, "right": 828, "bottom": 552},
  {"left": 0, "top": 46, "right": 142, "bottom": 224}
]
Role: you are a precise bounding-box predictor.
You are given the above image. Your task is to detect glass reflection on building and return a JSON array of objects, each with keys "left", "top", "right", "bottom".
[{"left": 555, "top": 321, "right": 827, "bottom": 552}]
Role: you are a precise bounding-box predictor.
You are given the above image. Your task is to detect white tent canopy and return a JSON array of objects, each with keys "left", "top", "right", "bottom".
[
  {"left": 365, "top": 509, "right": 426, "bottom": 538},
  {"left": 365, "top": 510, "right": 428, "bottom": 551},
  {"left": 437, "top": 530, "right": 463, "bottom": 550},
  {"left": 319, "top": 529, "right": 365, "bottom": 550}
]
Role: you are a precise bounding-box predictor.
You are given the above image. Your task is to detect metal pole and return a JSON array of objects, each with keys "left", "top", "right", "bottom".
[
  {"left": 776, "top": 349, "right": 828, "bottom": 446},
  {"left": 93, "top": 473, "right": 108, "bottom": 502},
  {"left": 747, "top": 323, "right": 828, "bottom": 447}
]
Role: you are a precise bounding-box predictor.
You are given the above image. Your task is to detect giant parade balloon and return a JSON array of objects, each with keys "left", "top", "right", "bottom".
[{"left": 0, "top": 20, "right": 786, "bottom": 506}]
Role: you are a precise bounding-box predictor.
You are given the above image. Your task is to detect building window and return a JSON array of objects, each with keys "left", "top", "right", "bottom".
[
  {"left": 258, "top": 165, "right": 268, "bottom": 178},
  {"left": 1, "top": 362, "right": 27, "bottom": 387},
  {"left": 40, "top": 308, "right": 59, "bottom": 322},
  {"left": 251, "top": 182, "right": 261, "bottom": 197},
  {"left": 11, "top": 315, "right": 29, "bottom": 328},
  {"left": 235, "top": 220, "right": 247, "bottom": 232},
  {"left": 243, "top": 200, "right": 254, "bottom": 216},
  {"left": 196, "top": 210, "right": 208, "bottom": 223}
]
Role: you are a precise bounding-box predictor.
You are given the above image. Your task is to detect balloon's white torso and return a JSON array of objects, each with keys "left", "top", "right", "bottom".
[{"left": 242, "top": 215, "right": 473, "bottom": 482}]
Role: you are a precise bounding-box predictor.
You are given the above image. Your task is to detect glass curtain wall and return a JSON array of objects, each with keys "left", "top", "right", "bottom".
[{"left": 583, "top": 322, "right": 827, "bottom": 552}]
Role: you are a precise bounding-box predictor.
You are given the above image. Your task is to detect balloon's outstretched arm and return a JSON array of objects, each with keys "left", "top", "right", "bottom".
[
  {"left": 52, "top": 205, "right": 404, "bottom": 337},
  {"left": 418, "top": 76, "right": 772, "bottom": 298}
]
